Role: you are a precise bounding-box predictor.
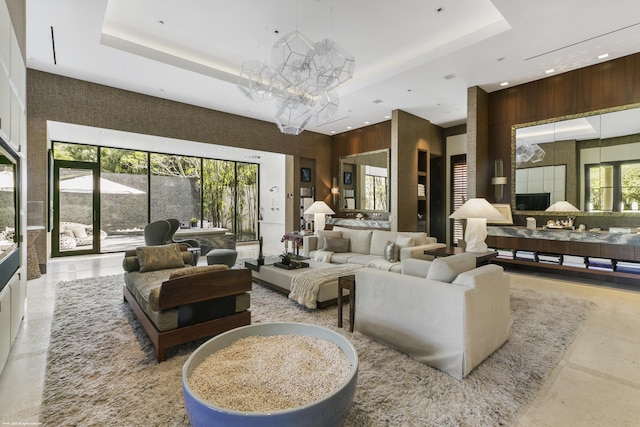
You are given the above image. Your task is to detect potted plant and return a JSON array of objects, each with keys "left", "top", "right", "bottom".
[
  {"left": 190, "top": 217, "right": 198, "bottom": 228},
  {"left": 279, "top": 251, "right": 292, "bottom": 266}
]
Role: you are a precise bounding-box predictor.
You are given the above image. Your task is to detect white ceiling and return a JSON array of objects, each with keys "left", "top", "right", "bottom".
[{"left": 26, "top": 0, "right": 640, "bottom": 139}]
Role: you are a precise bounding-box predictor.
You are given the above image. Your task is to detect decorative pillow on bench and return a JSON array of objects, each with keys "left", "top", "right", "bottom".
[
  {"left": 136, "top": 243, "right": 185, "bottom": 272},
  {"left": 168, "top": 264, "right": 228, "bottom": 279},
  {"left": 122, "top": 244, "right": 192, "bottom": 272}
]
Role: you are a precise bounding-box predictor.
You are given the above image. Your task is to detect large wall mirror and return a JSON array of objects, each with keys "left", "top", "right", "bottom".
[
  {"left": 339, "top": 149, "right": 390, "bottom": 212},
  {"left": 513, "top": 104, "right": 640, "bottom": 214}
]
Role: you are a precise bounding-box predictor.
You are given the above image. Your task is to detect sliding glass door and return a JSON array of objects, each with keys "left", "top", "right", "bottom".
[{"left": 53, "top": 161, "right": 100, "bottom": 256}]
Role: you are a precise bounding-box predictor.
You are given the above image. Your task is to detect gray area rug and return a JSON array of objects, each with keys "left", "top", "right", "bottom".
[{"left": 41, "top": 274, "right": 593, "bottom": 426}]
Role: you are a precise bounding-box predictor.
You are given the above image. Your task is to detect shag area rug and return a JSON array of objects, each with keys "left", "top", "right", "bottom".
[{"left": 41, "top": 274, "right": 593, "bottom": 426}]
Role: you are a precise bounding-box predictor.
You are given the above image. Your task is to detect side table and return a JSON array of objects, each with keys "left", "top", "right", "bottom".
[
  {"left": 424, "top": 246, "right": 498, "bottom": 267},
  {"left": 337, "top": 274, "right": 356, "bottom": 332},
  {"left": 187, "top": 247, "right": 201, "bottom": 266}
]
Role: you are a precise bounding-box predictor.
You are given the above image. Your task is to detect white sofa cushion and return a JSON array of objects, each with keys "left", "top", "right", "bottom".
[
  {"left": 395, "top": 235, "right": 414, "bottom": 248},
  {"left": 426, "top": 252, "right": 476, "bottom": 283},
  {"left": 335, "top": 228, "right": 373, "bottom": 254},
  {"left": 401, "top": 258, "right": 432, "bottom": 277},
  {"left": 370, "top": 230, "right": 399, "bottom": 256},
  {"left": 398, "top": 232, "right": 430, "bottom": 246}
]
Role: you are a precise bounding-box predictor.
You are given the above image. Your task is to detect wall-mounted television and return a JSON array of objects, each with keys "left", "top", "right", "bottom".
[{"left": 516, "top": 193, "right": 550, "bottom": 211}]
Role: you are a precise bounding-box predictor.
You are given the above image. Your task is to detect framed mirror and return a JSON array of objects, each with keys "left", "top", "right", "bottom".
[
  {"left": 513, "top": 104, "right": 640, "bottom": 214},
  {"left": 339, "top": 149, "right": 390, "bottom": 212}
]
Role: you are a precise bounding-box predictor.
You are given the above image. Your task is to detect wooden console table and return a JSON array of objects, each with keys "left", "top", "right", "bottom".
[
  {"left": 337, "top": 274, "right": 356, "bottom": 332},
  {"left": 485, "top": 233, "right": 640, "bottom": 285}
]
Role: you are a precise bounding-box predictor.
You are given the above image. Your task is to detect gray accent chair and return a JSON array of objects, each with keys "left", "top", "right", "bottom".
[
  {"left": 143, "top": 220, "right": 172, "bottom": 246},
  {"left": 166, "top": 218, "right": 200, "bottom": 248}
]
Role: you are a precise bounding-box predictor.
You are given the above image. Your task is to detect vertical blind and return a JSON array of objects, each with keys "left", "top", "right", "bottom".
[{"left": 451, "top": 154, "right": 467, "bottom": 245}]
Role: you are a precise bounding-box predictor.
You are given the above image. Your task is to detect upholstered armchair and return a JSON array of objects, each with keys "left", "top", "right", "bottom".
[{"left": 166, "top": 218, "right": 199, "bottom": 248}]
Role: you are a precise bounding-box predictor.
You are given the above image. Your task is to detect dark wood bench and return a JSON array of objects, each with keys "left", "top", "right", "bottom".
[{"left": 122, "top": 247, "right": 251, "bottom": 362}]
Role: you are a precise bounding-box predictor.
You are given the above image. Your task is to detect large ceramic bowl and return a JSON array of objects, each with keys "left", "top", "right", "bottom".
[{"left": 182, "top": 322, "right": 358, "bottom": 427}]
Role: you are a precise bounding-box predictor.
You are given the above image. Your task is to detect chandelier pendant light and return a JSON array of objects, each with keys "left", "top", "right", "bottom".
[{"left": 238, "top": 30, "right": 354, "bottom": 135}]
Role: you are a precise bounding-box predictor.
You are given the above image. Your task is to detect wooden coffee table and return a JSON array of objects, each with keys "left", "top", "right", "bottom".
[{"left": 337, "top": 274, "right": 356, "bottom": 332}]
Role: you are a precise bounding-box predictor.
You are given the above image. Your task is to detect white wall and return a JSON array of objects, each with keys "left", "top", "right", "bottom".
[{"left": 258, "top": 153, "right": 288, "bottom": 254}]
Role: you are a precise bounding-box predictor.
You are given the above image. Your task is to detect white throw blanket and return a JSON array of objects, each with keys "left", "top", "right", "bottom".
[
  {"left": 313, "top": 250, "right": 334, "bottom": 263},
  {"left": 289, "top": 264, "right": 363, "bottom": 309}
]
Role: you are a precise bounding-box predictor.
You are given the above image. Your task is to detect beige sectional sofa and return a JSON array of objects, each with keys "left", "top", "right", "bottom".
[
  {"left": 354, "top": 252, "right": 512, "bottom": 380},
  {"left": 302, "top": 226, "right": 446, "bottom": 272}
]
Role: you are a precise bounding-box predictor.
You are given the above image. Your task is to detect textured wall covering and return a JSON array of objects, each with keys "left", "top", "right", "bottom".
[{"left": 27, "top": 70, "right": 332, "bottom": 266}]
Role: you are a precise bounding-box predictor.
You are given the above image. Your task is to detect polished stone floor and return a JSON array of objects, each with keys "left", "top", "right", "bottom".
[{"left": 1, "top": 250, "right": 639, "bottom": 426}]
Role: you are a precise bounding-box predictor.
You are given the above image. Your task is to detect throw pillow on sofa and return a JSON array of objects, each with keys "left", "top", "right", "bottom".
[
  {"left": 395, "top": 235, "right": 414, "bottom": 248},
  {"left": 324, "top": 236, "right": 350, "bottom": 253},
  {"left": 317, "top": 230, "right": 342, "bottom": 250},
  {"left": 384, "top": 240, "right": 399, "bottom": 262},
  {"left": 426, "top": 252, "right": 476, "bottom": 283},
  {"left": 136, "top": 243, "right": 185, "bottom": 272}
]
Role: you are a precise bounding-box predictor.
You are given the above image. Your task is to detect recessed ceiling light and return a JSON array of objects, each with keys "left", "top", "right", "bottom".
[
  {"left": 372, "top": 99, "right": 383, "bottom": 104},
  {"left": 443, "top": 73, "right": 456, "bottom": 80},
  {"left": 364, "top": 121, "right": 370, "bottom": 125},
  {"left": 500, "top": 81, "right": 509, "bottom": 87},
  {"left": 346, "top": 126, "right": 352, "bottom": 130},
  {"left": 598, "top": 53, "right": 609, "bottom": 59},
  {"left": 384, "top": 115, "right": 390, "bottom": 119},
  {"left": 331, "top": 130, "right": 336, "bottom": 134},
  {"left": 545, "top": 69, "right": 555, "bottom": 74},
  {"left": 497, "top": 57, "right": 506, "bottom": 62}
]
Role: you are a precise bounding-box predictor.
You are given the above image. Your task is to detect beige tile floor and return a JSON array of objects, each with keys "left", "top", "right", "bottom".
[{"left": 1, "top": 250, "right": 639, "bottom": 426}]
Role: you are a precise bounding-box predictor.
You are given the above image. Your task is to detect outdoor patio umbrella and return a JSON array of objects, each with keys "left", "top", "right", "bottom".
[
  {"left": 0, "top": 170, "right": 14, "bottom": 191},
  {"left": 59, "top": 175, "right": 146, "bottom": 194}
]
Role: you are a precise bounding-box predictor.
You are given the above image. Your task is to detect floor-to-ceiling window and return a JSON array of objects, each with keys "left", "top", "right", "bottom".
[
  {"left": 150, "top": 153, "right": 201, "bottom": 223},
  {"left": 52, "top": 141, "right": 259, "bottom": 254},
  {"left": 586, "top": 161, "right": 640, "bottom": 212}
]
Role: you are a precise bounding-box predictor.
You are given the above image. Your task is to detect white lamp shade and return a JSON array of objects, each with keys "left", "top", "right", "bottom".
[
  {"left": 304, "top": 201, "right": 335, "bottom": 215},
  {"left": 545, "top": 201, "right": 580, "bottom": 212},
  {"left": 449, "top": 198, "right": 504, "bottom": 253},
  {"left": 448, "top": 198, "right": 506, "bottom": 221},
  {"left": 304, "top": 201, "right": 335, "bottom": 233}
]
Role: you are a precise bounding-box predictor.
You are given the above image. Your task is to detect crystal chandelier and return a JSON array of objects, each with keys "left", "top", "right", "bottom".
[{"left": 238, "top": 31, "right": 354, "bottom": 135}]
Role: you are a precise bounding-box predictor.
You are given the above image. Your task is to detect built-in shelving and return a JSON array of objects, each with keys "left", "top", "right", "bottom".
[
  {"left": 486, "top": 233, "right": 640, "bottom": 285},
  {"left": 417, "top": 149, "right": 428, "bottom": 232}
]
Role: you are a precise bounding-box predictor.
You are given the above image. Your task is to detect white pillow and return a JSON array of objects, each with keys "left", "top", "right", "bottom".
[
  {"left": 426, "top": 252, "right": 477, "bottom": 283},
  {"left": 395, "top": 235, "right": 414, "bottom": 248},
  {"left": 70, "top": 225, "right": 88, "bottom": 238}
]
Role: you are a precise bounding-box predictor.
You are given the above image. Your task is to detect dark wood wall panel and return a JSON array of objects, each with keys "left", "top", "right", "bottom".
[{"left": 486, "top": 52, "right": 640, "bottom": 205}]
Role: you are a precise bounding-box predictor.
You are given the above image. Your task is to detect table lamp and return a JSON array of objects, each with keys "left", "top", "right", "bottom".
[
  {"left": 304, "top": 201, "right": 335, "bottom": 233},
  {"left": 449, "top": 198, "right": 506, "bottom": 253},
  {"left": 545, "top": 201, "right": 580, "bottom": 212}
]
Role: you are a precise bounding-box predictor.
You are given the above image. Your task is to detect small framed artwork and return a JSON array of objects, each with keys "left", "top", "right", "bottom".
[
  {"left": 343, "top": 171, "right": 352, "bottom": 185},
  {"left": 300, "top": 167, "right": 312, "bottom": 182},
  {"left": 489, "top": 203, "right": 513, "bottom": 225}
]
